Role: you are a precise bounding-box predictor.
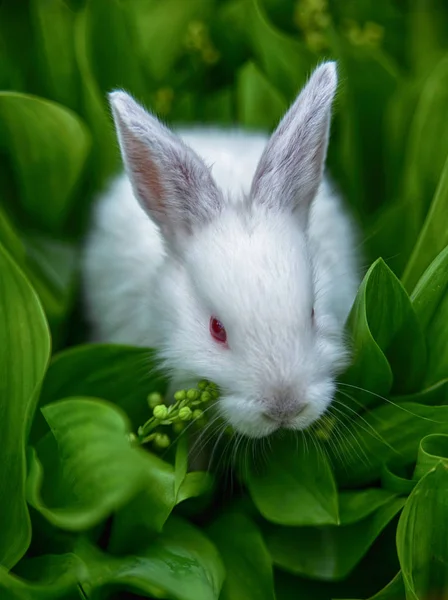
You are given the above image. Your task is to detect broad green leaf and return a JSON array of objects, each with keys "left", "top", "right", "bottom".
[
  {"left": 244, "top": 433, "right": 339, "bottom": 526},
  {"left": 32, "top": 344, "right": 166, "bottom": 442},
  {"left": 177, "top": 472, "right": 215, "bottom": 505},
  {"left": 381, "top": 464, "right": 416, "bottom": 496},
  {"left": 340, "top": 572, "right": 405, "bottom": 600},
  {"left": 338, "top": 488, "right": 400, "bottom": 525},
  {"left": 413, "top": 433, "right": 448, "bottom": 480},
  {"left": 0, "top": 205, "right": 25, "bottom": 268},
  {"left": 334, "top": 403, "right": 448, "bottom": 487},
  {"left": 403, "top": 155, "right": 448, "bottom": 293},
  {"left": 76, "top": 517, "right": 225, "bottom": 600},
  {"left": 246, "top": 0, "right": 312, "bottom": 100},
  {"left": 408, "top": 0, "right": 448, "bottom": 76},
  {"left": 397, "top": 463, "right": 448, "bottom": 600},
  {"left": 29, "top": 0, "right": 79, "bottom": 109},
  {"left": 400, "top": 56, "right": 448, "bottom": 263},
  {"left": 74, "top": 6, "right": 118, "bottom": 187},
  {"left": 237, "top": 61, "right": 287, "bottom": 129},
  {"left": 208, "top": 512, "right": 275, "bottom": 600},
  {"left": 264, "top": 496, "right": 404, "bottom": 581},
  {"left": 27, "top": 397, "right": 175, "bottom": 531},
  {"left": 410, "top": 244, "right": 448, "bottom": 329},
  {"left": 0, "top": 554, "right": 86, "bottom": 600},
  {"left": 0, "top": 92, "right": 90, "bottom": 232},
  {"left": 424, "top": 284, "right": 448, "bottom": 386},
  {"left": 0, "top": 243, "right": 51, "bottom": 568},
  {"left": 342, "top": 258, "right": 425, "bottom": 399},
  {"left": 395, "top": 379, "right": 448, "bottom": 406}
]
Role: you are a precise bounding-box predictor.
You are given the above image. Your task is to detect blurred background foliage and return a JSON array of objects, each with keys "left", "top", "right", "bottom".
[{"left": 1, "top": 0, "right": 448, "bottom": 349}]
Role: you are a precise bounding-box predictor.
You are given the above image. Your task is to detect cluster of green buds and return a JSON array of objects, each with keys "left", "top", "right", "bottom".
[{"left": 136, "top": 380, "right": 220, "bottom": 451}]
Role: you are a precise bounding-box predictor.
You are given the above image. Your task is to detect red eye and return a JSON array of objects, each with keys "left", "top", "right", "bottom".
[{"left": 210, "top": 317, "right": 227, "bottom": 345}]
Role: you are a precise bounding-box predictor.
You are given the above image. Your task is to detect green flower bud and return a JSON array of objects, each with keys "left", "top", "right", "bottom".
[
  {"left": 173, "top": 422, "right": 185, "bottom": 434},
  {"left": 197, "top": 380, "right": 208, "bottom": 390},
  {"left": 200, "top": 391, "right": 211, "bottom": 402},
  {"left": 192, "top": 409, "right": 204, "bottom": 420},
  {"left": 179, "top": 406, "right": 193, "bottom": 421},
  {"left": 147, "top": 392, "right": 163, "bottom": 409},
  {"left": 187, "top": 389, "right": 200, "bottom": 401},
  {"left": 128, "top": 433, "right": 138, "bottom": 444},
  {"left": 174, "top": 390, "right": 187, "bottom": 401},
  {"left": 153, "top": 433, "right": 170, "bottom": 449},
  {"left": 153, "top": 404, "right": 169, "bottom": 420}
]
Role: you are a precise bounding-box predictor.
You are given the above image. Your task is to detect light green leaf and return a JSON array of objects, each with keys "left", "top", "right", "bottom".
[
  {"left": 265, "top": 496, "right": 404, "bottom": 581},
  {"left": 244, "top": 433, "right": 339, "bottom": 526},
  {"left": 424, "top": 283, "right": 448, "bottom": 386},
  {"left": 0, "top": 92, "right": 90, "bottom": 232},
  {"left": 413, "top": 433, "right": 448, "bottom": 480},
  {"left": 27, "top": 397, "right": 175, "bottom": 532},
  {"left": 397, "top": 463, "right": 448, "bottom": 600},
  {"left": 32, "top": 344, "right": 166, "bottom": 442},
  {"left": 208, "top": 512, "right": 275, "bottom": 600},
  {"left": 0, "top": 243, "right": 51, "bottom": 568},
  {"left": 76, "top": 517, "right": 225, "bottom": 600},
  {"left": 237, "top": 61, "right": 287, "bottom": 129}
]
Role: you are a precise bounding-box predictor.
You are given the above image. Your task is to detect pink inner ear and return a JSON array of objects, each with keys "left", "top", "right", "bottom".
[{"left": 122, "top": 126, "right": 167, "bottom": 221}]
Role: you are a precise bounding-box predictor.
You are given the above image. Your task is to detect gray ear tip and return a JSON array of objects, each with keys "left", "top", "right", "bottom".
[
  {"left": 314, "top": 61, "right": 338, "bottom": 88},
  {"left": 108, "top": 89, "right": 131, "bottom": 112}
]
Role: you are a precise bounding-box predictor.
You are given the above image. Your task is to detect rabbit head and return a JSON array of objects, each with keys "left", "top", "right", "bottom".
[{"left": 109, "top": 62, "right": 349, "bottom": 438}]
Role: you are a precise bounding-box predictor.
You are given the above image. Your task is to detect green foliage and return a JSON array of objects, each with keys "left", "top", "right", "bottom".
[{"left": 0, "top": 0, "right": 448, "bottom": 599}]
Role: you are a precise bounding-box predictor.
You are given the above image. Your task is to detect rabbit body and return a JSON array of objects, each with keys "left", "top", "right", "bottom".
[{"left": 82, "top": 63, "right": 359, "bottom": 438}]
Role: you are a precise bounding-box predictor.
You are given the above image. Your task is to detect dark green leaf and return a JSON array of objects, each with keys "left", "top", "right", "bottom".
[
  {"left": 334, "top": 403, "right": 448, "bottom": 487},
  {"left": 424, "top": 284, "right": 448, "bottom": 386},
  {"left": 27, "top": 397, "right": 175, "bottom": 531},
  {"left": 264, "top": 497, "right": 404, "bottom": 580},
  {"left": 0, "top": 243, "right": 51, "bottom": 568},
  {"left": 244, "top": 433, "right": 339, "bottom": 526},
  {"left": 342, "top": 258, "right": 425, "bottom": 398},
  {"left": 397, "top": 463, "right": 448, "bottom": 600},
  {"left": 208, "top": 512, "right": 275, "bottom": 600},
  {"left": 0, "top": 553, "right": 85, "bottom": 600}
]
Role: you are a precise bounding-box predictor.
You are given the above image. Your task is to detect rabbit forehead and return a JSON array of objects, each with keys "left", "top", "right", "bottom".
[{"left": 185, "top": 207, "right": 314, "bottom": 326}]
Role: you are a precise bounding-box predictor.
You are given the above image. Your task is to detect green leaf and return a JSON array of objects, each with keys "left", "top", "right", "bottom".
[
  {"left": 334, "top": 403, "right": 448, "bottom": 487},
  {"left": 0, "top": 92, "right": 90, "bottom": 232},
  {"left": 265, "top": 496, "right": 404, "bottom": 581},
  {"left": 400, "top": 56, "right": 448, "bottom": 264},
  {"left": 397, "top": 463, "right": 448, "bottom": 600},
  {"left": 410, "top": 244, "right": 448, "bottom": 329},
  {"left": 246, "top": 0, "right": 312, "bottom": 100},
  {"left": 208, "top": 512, "right": 275, "bottom": 600},
  {"left": 27, "top": 397, "right": 175, "bottom": 531},
  {"left": 424, "top": 281, "right": 448, "bottom": 386},
  {"left": 0, "top": 553, "right": 85, "bottom": 600},
  {"left": 342, "top": 258, "right": 425, "bottom": 399},
  {"left": 338, "top": 488, "right": 400, "bottom": 525},
  {"left": 244, "top": 433, "right": 339, "bottom": 526},
  {"left": 237, "top": 61, "right": 287, "bottom": 129},
  {"left": 413, "top": 433, "right": 448, "bottom": 480},
  {"left": 339, "top": 572, "right": 406, "bottom": 600},
  {"left": 177, "top": 471, "right": 215, "bottom": 505},
  {"left": 403, "top": 155, "right": 448, "bottom": 293},
  {"left": 32, "top": 344, "right": 167, "bottom": 442},
  {"left": 76, "top": 517, "right": 225, "bottom": 600},
  {"left": 394, "top": 379, "right": 448, "bottom": 406},
  {"left": 0, "top": 243, "right": 51, "bottom": 568}
]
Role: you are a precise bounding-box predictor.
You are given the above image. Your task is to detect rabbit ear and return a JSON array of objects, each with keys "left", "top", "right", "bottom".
[
  {"left": 250, "top": 62, "right": 338, "bottom": 223},
  {"left": 109, "top": 91, "right": 222, "bottom": 242}
]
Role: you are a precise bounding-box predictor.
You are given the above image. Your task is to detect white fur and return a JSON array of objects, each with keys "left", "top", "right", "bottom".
[{"left": 82, "top": 63, "right": 359, "bottom": 438}]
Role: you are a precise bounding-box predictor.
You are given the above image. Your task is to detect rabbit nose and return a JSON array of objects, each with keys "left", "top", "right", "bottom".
[{"left": 262, "top": 402, "right": 307, "bottom": 424}]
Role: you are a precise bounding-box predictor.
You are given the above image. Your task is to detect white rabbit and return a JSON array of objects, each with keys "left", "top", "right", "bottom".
[{"left": 82, "top": 62, "right": 359, "bottom": 439}]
